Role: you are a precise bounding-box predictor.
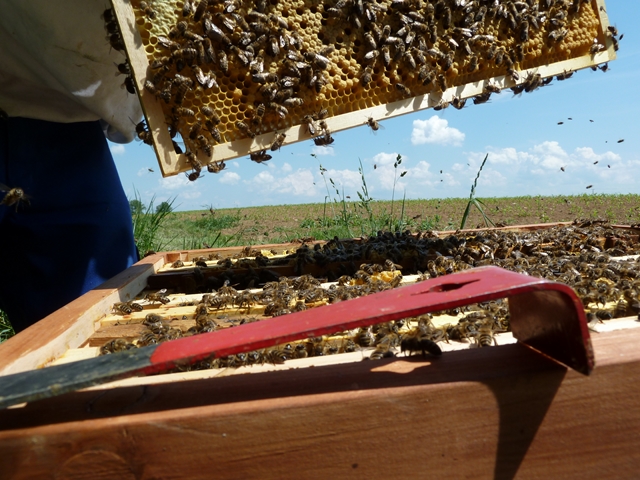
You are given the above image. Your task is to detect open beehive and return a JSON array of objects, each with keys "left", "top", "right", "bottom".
[
  {"left": 2, "top": 223, "right": 640, "bottom": 477},
  {"left": 110, "top": 0, "right": 617, "bottom": 176}
]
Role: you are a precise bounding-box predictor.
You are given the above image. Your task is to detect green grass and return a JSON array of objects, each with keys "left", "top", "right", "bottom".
[{"left": 0, "top": 309, "right": 14, "bottom": 343}]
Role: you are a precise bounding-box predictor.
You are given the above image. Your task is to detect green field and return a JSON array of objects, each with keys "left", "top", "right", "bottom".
[{"left": 1, "top": 192, "right": 639, "bottom": 343}]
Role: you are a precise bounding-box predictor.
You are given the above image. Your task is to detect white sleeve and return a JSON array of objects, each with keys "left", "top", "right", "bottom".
[{"left": 0, "top": 0, "right": 144, "bottom": 143}]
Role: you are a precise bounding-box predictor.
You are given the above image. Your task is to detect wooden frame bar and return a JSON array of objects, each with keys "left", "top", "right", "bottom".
[{"left": 1, "top": 328, "right": 638, "bottom": 478}]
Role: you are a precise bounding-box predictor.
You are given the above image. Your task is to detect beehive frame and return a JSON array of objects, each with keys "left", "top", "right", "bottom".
[
  {"left": 1, "top": 224, "right": 640, "bottom": 478},
  {"left": 111, "top": 0, "right": 616, "bottom": 177}
]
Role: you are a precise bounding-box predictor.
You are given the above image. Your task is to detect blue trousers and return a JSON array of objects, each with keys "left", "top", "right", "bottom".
[{"left": 0, "top": 118, "right": 138, "bottom": 333}]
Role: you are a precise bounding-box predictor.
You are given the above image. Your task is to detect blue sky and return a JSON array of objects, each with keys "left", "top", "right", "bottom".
[{"left": 110, "top": 2, "right": 639, "bottom": 212}]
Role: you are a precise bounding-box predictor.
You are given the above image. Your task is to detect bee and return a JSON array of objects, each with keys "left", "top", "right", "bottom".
[
  {"left": 590, "top": 42, "right": 605, "bottom": 55},
  {"left": 145, "top": 289, "right": 170, "bottom": 304},
  {"left": 251, "top": 103, "right": 266, "bottom": 126},
  {"left": 433, "top": 99, "right": 449, "bottom": 111},
  {"left": 314, "top": 108, "right": 328, "bottom": 121},
  {"left": 366, "top": 117, "right": 380, "bottom": 131},
  {"left": 586, "top": 185, "right": 593, "bottom": 189},
  {"left": 113, "top": 300, "right": 143, "bottom": 315},
  {"left": 0, "top": 184, "right": 30, "bottom": 208},
  {"left": 473, "top": 91, "right": 491, "bottom": 103},
  {"left": 174, "top": 82, "right": 190, "bottom": 106},
  {"left": 402, "top": 50, "right": 416, "bottom": 69},
  {"left": 207, "top": 123, "right": 222, "bottom": 143},
  {"left": 400, "top": 329, "right": 442, "bottom": 357},
  {"left": 108, "top": 32, "right": 125, "bottom": 52},
  {"left": 194, "top": 66, "right": 218, "bottom": 89},
  {"left": 271, "top": 132, "right": 286, "bottom": 151},
  {"left": 207, "top": 160, "right": 226, "bottom": 173},
  {"left": 197, "top": 135, "right": 213, "bottom": 157},
  {"left": 252, "top": 72, "right": 278, "bottom": 84},
  {"left": 182, "top": 0, "right": 193, "bottom": 17},
  {"left": 304, "top": 51, "right": 331, "bottom": 70},
  {"left": 467, "top": 55, "right": 479, "bottom": 73},
  {"left": 360, "top": 65, "right": 373, "bottom": 87},
  {"left": 395, "top": 83, "right": 411, "bottom": 97},
  {"left": 436, "top": 74, "right": 447, "bottom": 92},
  {"left": 100, "top": 339, "right": 136, "bottom": 355},
  {"left": 303, "top": 115, "right": 317, "bottom": 136},
  {"left": 380, "top": 45, "right": 391, "bottom": 68},
  {"left": 451, "top": 96, "right": 466, "bottom": 110},
  {"left": 185, "top": 170, "right": 203, "bottom": 182},
  {"left": 484, "top": 82, "right": 501, "bottom": 94},
  {"left": 172, "top": 47, "right": 197, "bottom": 66},
  {"left": 368, "top": 347, "right": 396, "bottom": 360},
  {"left": 314, "top": 71, "right": 327, "bottom": 93},
  {"left": 283, "top": 97, "right": 304, "bottom": 108},
  {"left": 201, "top": 106, "right": 220, "bottom": 123},
  {"left": 236, "top": 121, "right": 256, "bottom": 139},
  {"left": 473, "top": 324, "right": 498, "bottom": 347},
  {"left": 250, "top": 150, "right": 272, "bottom": 163},
  {"left": 313, "top": 133, "right": 334, "bottom": 147},
  {"left": 217, "top": 50, "right": 229, "bottom": 73},
  {"left": 193, "top": 0, "right": 208, "bottom": 21}
]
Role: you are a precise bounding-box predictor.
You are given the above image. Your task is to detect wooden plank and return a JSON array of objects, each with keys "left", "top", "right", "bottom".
[
  {"left": 0, "top": 327, "right": 638, "bottom": 479},
  {"left": 0, "top": 254, "right": 165, "bottom": 375}
]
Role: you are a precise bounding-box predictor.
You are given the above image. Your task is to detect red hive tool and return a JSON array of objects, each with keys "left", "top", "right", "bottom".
[{"left": 0, "top": 266, "right": 593, "bottom": 409}]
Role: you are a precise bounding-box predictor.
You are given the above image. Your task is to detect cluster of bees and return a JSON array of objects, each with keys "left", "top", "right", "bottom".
[
  {"left": 101, "top": 221, "right": 640, "bottom": 367},
  {"left": 116, "top": 0, "right": 605, "bottom": 178}
]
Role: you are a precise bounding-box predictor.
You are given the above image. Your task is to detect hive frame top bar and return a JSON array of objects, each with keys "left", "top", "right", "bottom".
[{"left": 111, "top": 0, "right": 615, "bottom": 177}]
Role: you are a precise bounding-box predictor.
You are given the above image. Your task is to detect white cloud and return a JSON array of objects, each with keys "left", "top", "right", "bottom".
[
  {"left": 411, "top": 116, "right": 465, "bottom": 146},
  {"left": 312, "top": 145, "right": 335, "bottom": 156},
  {"left": 369, "top": 152, "right": 408, "bottom": 191},
  {"left": 281, "top": 162, "right": 293, "bottom": 173},
  {"left": 137, "top": 167, "right": 148, "bottom": 177},
  {"left": 159, "top": 174, "right": 191, "bottom": 190},
  {"left": 219, "top": 171, "right": 240, "bottom": 185},
  {"left": 110, "top": 144, "right": 126, "bottom": 155},
  {"left": 245, "top": 168, "right": 318, "bottom": 197}
]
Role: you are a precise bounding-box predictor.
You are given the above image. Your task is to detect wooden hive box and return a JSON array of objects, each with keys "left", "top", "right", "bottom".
[{"left": 1, "top": 223, "right": 640, "bottom": 478}]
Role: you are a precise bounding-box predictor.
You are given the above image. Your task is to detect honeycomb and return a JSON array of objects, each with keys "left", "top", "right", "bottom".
[{"left": 117, "top": 0, "right": 612, "bottom": 175}]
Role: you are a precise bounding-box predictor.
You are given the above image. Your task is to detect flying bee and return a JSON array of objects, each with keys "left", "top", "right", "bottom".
[
  {"left": 250, "top": 149, "right": 272, "bottom": 163},
  {"left": 236, "top": 121, "right": 256, "bottom": 139},
  {"left": 0, "top": 184, "right": 30, "bottom": 208},
  {"left": 365, "top": 117, "right": 382, "bottom": 132},
  {"left": 395, "top": 83, "right": 411, "bottom": 97},
  {"left": 271, "top": 132, "right": 286, "bottom": 151}
]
